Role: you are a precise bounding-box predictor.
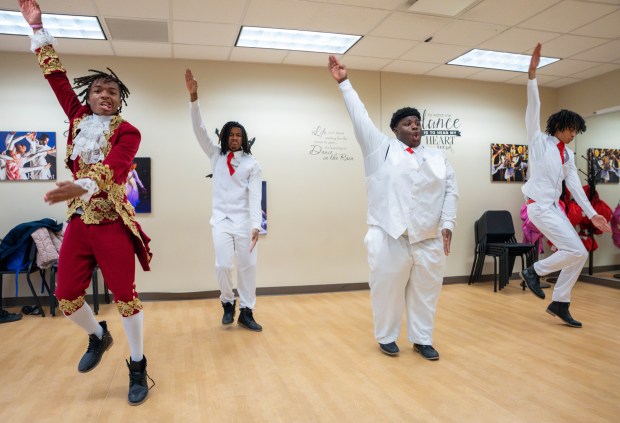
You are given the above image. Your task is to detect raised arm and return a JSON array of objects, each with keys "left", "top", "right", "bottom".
[
  {"left": 186, "top": 69, "right": 219, "bottom": 159},
  {"left": 525, "top": 43, "right": 542, "bottom": 143}
]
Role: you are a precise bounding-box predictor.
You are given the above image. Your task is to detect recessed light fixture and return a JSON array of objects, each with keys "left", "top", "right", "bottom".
[
  {"left": 236, "top": 26, "right": 361, "bottom": 54},
  {"left": 447, "top": 49, "right": 559, "bottom": 72},
  {"left": 0, "top": 10, "right": 105, "bottom": 39}
]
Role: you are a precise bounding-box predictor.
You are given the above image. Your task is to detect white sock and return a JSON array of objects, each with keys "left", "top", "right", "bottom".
[
  {"left": 122, "top": 311, "right": 144, "bottom": 362},
  {"left": 66, "top": 304, "right": 103, "bottom": 339}
]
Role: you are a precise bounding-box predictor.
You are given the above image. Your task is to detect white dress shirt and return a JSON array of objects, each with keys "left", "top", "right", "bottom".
[
  {"left": 190, "top": 101, "right": 262, "bottom": 230},
  {"left": 522, "top": 78, "right": 596, "bottom": 219}
]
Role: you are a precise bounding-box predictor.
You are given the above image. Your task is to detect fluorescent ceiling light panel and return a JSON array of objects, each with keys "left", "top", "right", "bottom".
[
  {"left": 236, "top": 26, "right": 361, "bottom": 54},
  {"left": 0, "top": 10, "right": 105, "bottom": 39},
  {"left": 447, "top": 49, "right": 559, "bottom": 72}
]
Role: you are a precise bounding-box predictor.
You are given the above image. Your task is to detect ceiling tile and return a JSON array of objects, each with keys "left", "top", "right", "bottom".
[
  {"left": 322, "top": 0, "right": 403, "bottom": 8},
  {"left": 307, "top": 4, "right": 389, "bottom": 34},
  {"left": 537, "top": 58, "right": 598, "bottom": 76},
  {"left": 571, "top": 40, "right": 620, "bottom": 62},
  {"left": 572, "top": 10, "right": 620, "bottom": 39},
  {"left": 370, "top": 12, "right": 451, "bottom": 41},
  {"left": 0, "top": 0, "right": 97, "bottom": 14},
  {"left": 229, "top": 46, "right": 288, "bottom": 63},
  {"left": 173, "top": 21, "right": 239, "bottom": 46},
  {"left": 54, "top": 39, "right": 114, "bottom": 56},
  {"left": 407, "top": 0, "right": 480, "bottom": 17},
  {"left": 425, "top": 64, "right": 482, "bottom": 78},
  {"left": 518, "top": 0, "right": 617, "bottom": 33},
  {"left": 460, "top": 0, "right": 561, "bottom": 26},
  {"left": 341, "top": 56, "right": 392, "bottom": 71},
  {"left": 380, "top": 60, "right": 438, "bottom": 75},
  {"left": 543, "top": 77, "right": 582, "bottom": 87},
  {"left": 0, "top": 34, "right": 31, "bottom": 52},
  {"left": 111, "top": 41, "right": 172, "bottom": 58},
  {"left": 346, "top": 36, "right": 417, "bottom": 59},
  {"left": 173, "top": 44, "right": 232, "bottom": 61},
  {"left": 466, "top": 69, "right": 523, "bottom": 82},
  {"left": 242, "top": 0, "right": 319, "bottom": 29},
  {"left": 95, "top": 0, "right": 170, "bottom": 20},
  {"left": 505, "top": 73, "right": 560, "bottom": 85},
  {"left": 479, "top": 28, "right": 560, "bottom": 53},
  {"left": 569, "top": 63, "right": 620, "bottom": 79},
  {"left": 431, "top": 20, "right": 507, "bottom": 46},
  {"left": 541, "top": 34, "right": 609, "bottom": 58},
  {"left": 399, "top": 42, "right": 470, "bottom": 64},
  {"left": 172, "top": 0, "right": 247, "bottom": 23},
  {"left": 282, "top": 51, "right": 330, "bottom": 67}
]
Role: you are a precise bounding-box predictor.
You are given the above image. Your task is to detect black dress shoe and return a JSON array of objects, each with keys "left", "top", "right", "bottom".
[
  {"left": 413, "top": 344, "right": 439, "bottom": 360},
  {"left": 221, "top": 300, "right": 236, "bottom": 325},
  {"left": 0, "top": 308, "right": 22, "bottom": 324},
  {"left": 546, "top": 301, "right": 582, "bottom": 328},
  {"left": 78, "top": 321, "right": 113, "bottom": 373},
  {"left": 519, "top": 266, "right": 545, "bottom": 299},
  {"left": 379, "top": 342, "right": 399, "bottom": 356},
  {"left": 237, "top": 307, "right": 262, "bottom": 332}
]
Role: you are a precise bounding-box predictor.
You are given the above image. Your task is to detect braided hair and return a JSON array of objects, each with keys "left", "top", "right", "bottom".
[
  {"left": 73, "top": 68, "right": 130, "bottom": 113},
  {"left": 546, "top": 109, "right": 586, "bottom": 136},
  {"left": 218, "top": 121, "right": 252, "bottom": 155}
]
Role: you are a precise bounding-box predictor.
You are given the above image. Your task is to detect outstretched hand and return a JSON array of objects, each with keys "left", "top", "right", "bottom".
[
  {"left": 185, "top": 68, "right": 197, "bottom": 94},
  {"left": 328, "top": 55, "right": 348, "bottom": 83},
  {"left": 18, "top": 0, "right": 42, "bottom": 26},
  {"left": 528, "top": 43, "right": 541, "bottom": 80},
  {"left": 591, "top": 214, "right": 611, "bottom": 233}
]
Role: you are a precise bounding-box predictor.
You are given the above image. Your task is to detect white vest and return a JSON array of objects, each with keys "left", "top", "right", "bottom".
[{"left": 366, "top": 140, "right": 448, "bottom": 243}]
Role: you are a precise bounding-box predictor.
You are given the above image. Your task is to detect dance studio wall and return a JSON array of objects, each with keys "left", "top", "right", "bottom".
[{"left": 1, "top": 50, "right": 618, "bottom": 297}]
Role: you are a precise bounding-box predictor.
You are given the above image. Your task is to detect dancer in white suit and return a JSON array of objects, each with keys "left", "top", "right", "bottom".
[
  {"left": 328, "top": 56, "right": 458, "bottom": 359},
  {"left": 519, "top": 43, "right": 611, "bottom": 328},
  {"left": 186, "top": 69, "right": 263, "bottom": 332}
]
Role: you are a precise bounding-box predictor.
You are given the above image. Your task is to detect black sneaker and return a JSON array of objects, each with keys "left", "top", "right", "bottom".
[
  {"left": 78, "top": 321, "right": 113, "bottom": 373},
  {"left": 126, "top": 356, "right": 154, "bottom": 406},
  {"left": 414, "top": 344, "right": 439, "bottom": 360},
  {"left": 546, "top": 301, "right": 582, "bottom": 328},
  {"left": 0, "top": 308, "right": 22, "bottom": 324},
  {"left": 237, "top": 307, "right": 262, "bottom": 332},
  {"left": 519, "top": 266, "right": 545, "bottom": 299},
  {"left": 379, "top": 342, "right": 399, "bottom": 356},
  {"left": 221, "top": 300, "right": 236, "bottom": 325}
]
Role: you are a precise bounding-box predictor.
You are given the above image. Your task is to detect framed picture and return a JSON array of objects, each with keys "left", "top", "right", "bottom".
[
  {"left": 589, "top": 148, "right": 620, "bottom": 184},
  {"left": 126, "top": 157, "right": 151, "bottom": 213},
  {"left": 0, "top": 131, "right": 56, "bottom": 181},
  {"left": 260, "top": 181, "right": 267, "bottom": 235},
  {"left": 491, "top": 143, "right": 528, "bottom": 182}
]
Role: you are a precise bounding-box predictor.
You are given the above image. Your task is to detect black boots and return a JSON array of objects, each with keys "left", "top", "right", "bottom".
[
  {"left": 237, "top": 307, "right": 262, "bottom": 332},
  {"left": 78, "top": 321, "right": 114, "bottom": 373},
  {"left": 546, "top": 301, "right": 582, "bottom": 328},
  {"left": 126, "top": 356, "right": 152, "bottom": 405},
  {"left": 519, "top": 266, "right": 545, "bottom": 299},
  {"left": 221, "top": 300, "right": 236, "bottom": 325}
]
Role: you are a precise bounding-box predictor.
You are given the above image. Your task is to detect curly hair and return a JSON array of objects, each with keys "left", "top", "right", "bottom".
[
  {"left": 390, "top": 107, "right": 421, "bottom": 130},
  {"left": 73, "top": 68, "right": 130, "bottom": 113},
  {"left": 546, "top": 109, "right": 586, "bottom": 135},
  {"left": 218, "top": 121, "right": 252, "bottom": 155}
]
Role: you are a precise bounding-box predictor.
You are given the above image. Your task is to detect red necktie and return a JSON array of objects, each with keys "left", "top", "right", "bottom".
[
  {"left": 406, "top": 147, "right": 414, "bottom": 154},
  {"left": 557, "top": 142, "right": 565, "bottom": 164},
  {"left": 227, "top": 151, "right": 235, "bottom": 175}
]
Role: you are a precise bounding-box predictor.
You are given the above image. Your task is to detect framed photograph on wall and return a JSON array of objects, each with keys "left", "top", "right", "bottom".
[
  {"left": 126, "top": 157, "right": 151, "bottom": 213},
  {"left": 491, "top": 143, "right": 529, "bottom": 183},
  {"left": 589, "top": 148, "right": 620, "bottom": 184},
  {"left": 260, "top": 181, "right": 267, "bottom": 235},
  {"left": 1, "top": 131, "right": 56, "bottom": 181}
]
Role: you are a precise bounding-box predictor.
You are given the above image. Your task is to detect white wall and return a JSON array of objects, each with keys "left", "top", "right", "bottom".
[{"left": 1, "top": 48, "right": 617, "bottom": 298}]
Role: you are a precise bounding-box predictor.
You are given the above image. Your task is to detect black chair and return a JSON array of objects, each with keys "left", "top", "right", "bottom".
[
  {"left": 0, "top": 237, "right": 46, "bottom": 317},
  {"left": 469, "top": 210, "right": 538, "bottom": 292}
]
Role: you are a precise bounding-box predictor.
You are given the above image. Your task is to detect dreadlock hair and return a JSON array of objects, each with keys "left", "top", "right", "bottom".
[
  {"left": 390, "top": 107, "right": 421, "bottom": 130},
  {"left": 73, "top": 68, "right": 130, "bottom": 113},
  {"left": 218, "top": 121, "right": 252, "bottom": 155},
  {"left": 545, "top": 109, "right": 586, "bottom": 136}
]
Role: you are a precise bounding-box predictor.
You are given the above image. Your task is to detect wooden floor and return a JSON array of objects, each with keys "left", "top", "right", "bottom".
[{"left": 1, "top": 280, "right": 619, "bottom": 423}]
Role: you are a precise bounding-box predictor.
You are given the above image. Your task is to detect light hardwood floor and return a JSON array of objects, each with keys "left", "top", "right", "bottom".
[{"left": 1, "top": 280, "right": 619, "bottom": 423}]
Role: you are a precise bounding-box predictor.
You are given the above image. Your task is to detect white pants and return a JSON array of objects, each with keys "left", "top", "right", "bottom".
[
  {"left": 527, "top": 202, "right": 588, "bottom": 302},
  {"left": 365, "top": 226, "right": 444, "bottom": 345},
  {"left": 212, "top": 218, "right": 257, "bottom": 309}
]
